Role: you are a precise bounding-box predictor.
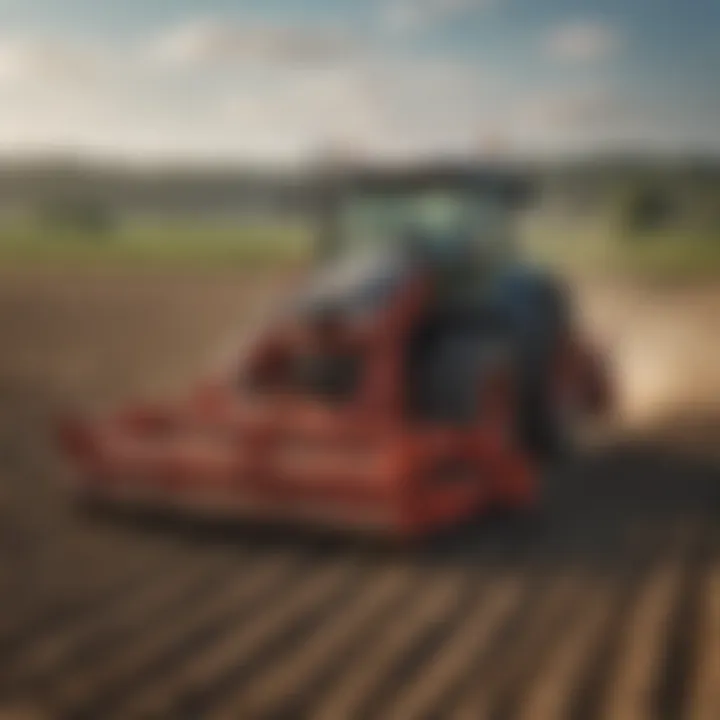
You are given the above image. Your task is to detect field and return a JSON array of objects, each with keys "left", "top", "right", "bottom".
[
  {"left": 522, "top": 219, "right": 720, "bottom": 281},
  {"left": 1, "top": 215, "right": 720, "bottom": 280},
  {"left": 0, "top": 268, "right": 719, "bottom": 719},
  {"left": 0, "top": 221, "right": 312, "bottom": 270}
]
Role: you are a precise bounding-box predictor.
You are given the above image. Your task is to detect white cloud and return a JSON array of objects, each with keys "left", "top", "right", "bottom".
[
  {"left": 0, "top": 19, "right": 709, "bottom": 162},
  {"left": 220, "top": 67, "right": 388, "bottom": 159},
  {"left": 219, "top": 58, "right": 493, "bottom": 160},
  {"left": 0, "top": 37, "right": 109, "bottom": 86},
  {"left": 149, "top": 18, "right": 353, "bottom": 69},
  {"left": 502, "top": 88, "right": 650, "bottom": 156},
  {"left": 520, "top": 89, "right": 627, "bottom": 129},
  {"left": 0, "top": 35, "right": 633, "bottom": 163},
  {"left": 543, "top": 20, "right": 620, "bottom": 63},
  {"left": 383, "top": 0, "right": 493, "bottom": 34},
  {"left": 0, "top": 35, "right": 492, "bottom": 163}
]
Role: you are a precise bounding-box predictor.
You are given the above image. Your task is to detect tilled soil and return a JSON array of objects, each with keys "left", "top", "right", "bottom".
[{"left": 0, "top": 268, "right": 719, "bottom": 720}]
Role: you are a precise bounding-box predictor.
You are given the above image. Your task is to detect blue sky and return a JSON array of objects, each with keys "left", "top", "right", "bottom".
[{"left": 0, "top": 0, "right": 717, "bottom": 161}]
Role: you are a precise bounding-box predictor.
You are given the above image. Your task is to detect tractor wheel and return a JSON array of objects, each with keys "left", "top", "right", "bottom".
[{"left": 524, "top": 345, "right": 585, "bottom": 462}]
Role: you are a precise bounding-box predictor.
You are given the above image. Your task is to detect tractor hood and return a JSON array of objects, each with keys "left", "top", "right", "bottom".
[{"left": 293, "top": 249, "right": 413, "bottom": 322}]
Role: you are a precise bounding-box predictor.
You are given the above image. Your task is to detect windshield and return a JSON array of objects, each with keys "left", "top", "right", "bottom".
[
  {"left": 298, "top": 250, "right": 405, "bottom": 317},
  {"left": 338, "top": 190, "right": 513, "bottom": 260}
]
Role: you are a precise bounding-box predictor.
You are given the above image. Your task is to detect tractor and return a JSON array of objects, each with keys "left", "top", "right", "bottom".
[{"left": 59, "top": 162, "right": 610, "bottom": 538}]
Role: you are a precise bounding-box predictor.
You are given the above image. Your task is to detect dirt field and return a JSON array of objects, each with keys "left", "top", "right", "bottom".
[{"left": 1, "top": 268, "right": 719, "bottom": 720}]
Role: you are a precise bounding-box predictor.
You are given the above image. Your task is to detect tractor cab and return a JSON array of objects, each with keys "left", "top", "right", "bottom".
[
  {"left": 246, "top": 165, "right": 533, "bottom": 419},
  {"left": 313, "top": 164, "right": 529, "bottom": 309}
]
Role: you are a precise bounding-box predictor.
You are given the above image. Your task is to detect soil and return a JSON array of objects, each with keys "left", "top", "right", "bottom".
[{"left": 0, "top": 268, "right": 718, "bottom": 720}]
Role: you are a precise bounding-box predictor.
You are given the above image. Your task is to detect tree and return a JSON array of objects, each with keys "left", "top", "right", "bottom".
[
  {"left": 617, "top": 185, "right": 675, "bottom": 236},
  {"left": 37, "top": 197, "right": 116, "bottom": 238}
]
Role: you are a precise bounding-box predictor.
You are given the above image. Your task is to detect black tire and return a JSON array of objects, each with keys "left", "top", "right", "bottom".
[
  {"left": 508, "top": 278, "right": 574, "bottom": 461},
  {"left": 524, "top": 361, "right": 579, "bottom": 462}
]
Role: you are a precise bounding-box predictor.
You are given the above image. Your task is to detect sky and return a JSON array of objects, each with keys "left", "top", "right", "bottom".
[{"left": 0, "top": 0, "right": 717, "bottom": 163}]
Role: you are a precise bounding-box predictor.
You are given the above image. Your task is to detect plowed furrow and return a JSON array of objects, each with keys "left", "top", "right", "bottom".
[
  {"left": 514, "top": 580, "right": 617, "bottom": 720},
  {"left": 108, "top": 559, "right": 358, "bottom": 719},
  {"left": 378, "top": 572, "right": 528, "bottom": 720},
  {"left": 209, "top": 563, "right": 417, "bottom": 719},
  {"left": 49, "top": 552, "right": 303, "bottom": 717},
  {"left": 2, "top": 555, "right": 230, "bottom": 693},
  {"left": 451, "top": 572, "right": 586, "bottom": 719},
  {"left": 598, "top": 545, "right": 688, "bottom": 720},
  {"left": 313, "top": 571, "right": 464, "bottom": 720},
  {"left": 686, "top": 565, "right": 720, "bottom": 720},
  {"left": 0, "top": 542, "right": 180, "bottom": 659}
]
